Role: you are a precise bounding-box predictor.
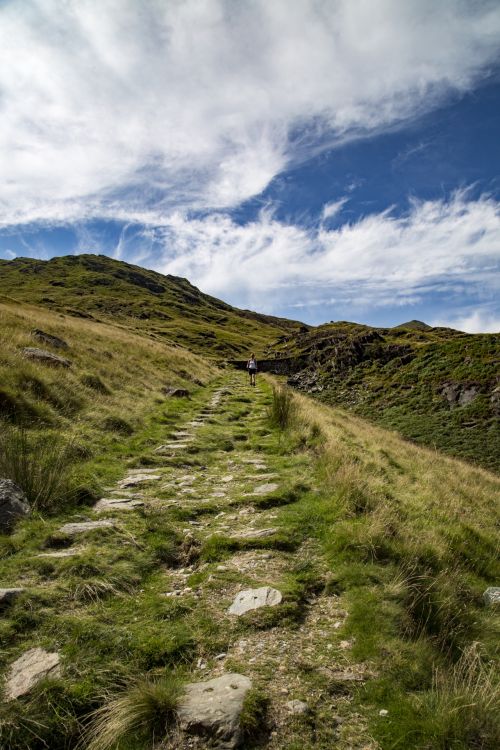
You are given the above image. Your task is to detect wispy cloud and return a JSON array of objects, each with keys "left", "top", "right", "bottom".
[
  {"left": 138, "top": 191, "right": 500, "bottom": 319},
  {"left": 1, "top": 0, "right": 499, "bottom": 227}
]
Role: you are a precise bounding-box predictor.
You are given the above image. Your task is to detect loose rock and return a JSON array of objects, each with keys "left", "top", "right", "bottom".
[
  {"left": 234, "top": 528, "right": 278, "bottom": 539},
  {"left": 4, "top": 647, "right": 61, "bottom": 700},
  {"left": 228, "top": 586, "right": 282, "bottom": 616},
  {"left": 285, "top": 699, "right": 309, "bottom": 715},
  {"left": 22, "top": 347, "right": 71, "bottom": 367},
  {"left": 0, "top": 479, "right": 30, "bottom": 532},
  {"left": 178, "top": 673, "right": 252, "bottom": 749},
  {"left": 483, "top": 587, "right": 500, "bottom": 607}
]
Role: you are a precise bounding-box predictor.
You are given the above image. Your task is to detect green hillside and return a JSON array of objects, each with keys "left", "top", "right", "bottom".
[
  {"left": 0, "top": 255, "right": 304, "bottom": 358},
  {"left": 268, "top": 321, "right": 500, "bottom": 472}
]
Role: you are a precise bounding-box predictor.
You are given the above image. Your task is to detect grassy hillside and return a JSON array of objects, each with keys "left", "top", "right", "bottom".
[
  {"left": 0, "top": 375, "right": 498, "bottom": 749},
  {"left": 270, "top": 321, "right": 500, "bottom": 472},
  {"left": 0, "top": 255, "right": 304, "bottom": 358},
  {"left": 0, "top": 298, "right": 217, "bottom": 508}
]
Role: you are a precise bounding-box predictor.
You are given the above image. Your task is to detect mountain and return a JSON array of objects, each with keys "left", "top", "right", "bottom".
[
  {"left": 0, "top": 254, "right": 305, "bottom": 358},
  {"left": 264, "top": 321, "right": 500, "bottom": 472}
]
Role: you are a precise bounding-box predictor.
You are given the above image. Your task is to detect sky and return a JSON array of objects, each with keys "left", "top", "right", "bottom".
[{"left": 0, "top": 0, "right": 499, "bottom": 332}]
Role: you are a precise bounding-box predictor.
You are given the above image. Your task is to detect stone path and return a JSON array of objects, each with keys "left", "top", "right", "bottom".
[{"left": 2, "top": 376, "right": 375, "bottom": 748}]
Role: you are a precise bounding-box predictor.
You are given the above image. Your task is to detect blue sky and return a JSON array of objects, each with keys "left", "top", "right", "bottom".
[{"left": 1, "top": 0, "right": 499, "bottom": 331}]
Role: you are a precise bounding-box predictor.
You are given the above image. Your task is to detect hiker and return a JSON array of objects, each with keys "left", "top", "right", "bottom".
[{"left": 247, "top": 353, "right": 257, "bottom": 386}]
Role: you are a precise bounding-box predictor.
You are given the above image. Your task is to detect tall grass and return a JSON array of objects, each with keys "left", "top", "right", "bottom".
[
  {"left": 0, "top": 425, "right": 77, "bottom": 512},
  {"left": 82, "top": 676, "right": 180, "bottom": 750},
  {"left": 268, "top": 385, "right": 297, "bottom": 430},
  {"left": 420, "top": 643, "right": 500, "bottom": 748}
]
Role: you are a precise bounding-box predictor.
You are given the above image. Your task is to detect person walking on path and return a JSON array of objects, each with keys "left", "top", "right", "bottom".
[{"left": 247, "top": 353, "right": 257, "bottom": 386}]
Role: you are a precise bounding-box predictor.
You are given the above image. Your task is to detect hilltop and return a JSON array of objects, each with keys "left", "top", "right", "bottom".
[{"left": 0, "top": 254, "right": 305, "bottom": 358}]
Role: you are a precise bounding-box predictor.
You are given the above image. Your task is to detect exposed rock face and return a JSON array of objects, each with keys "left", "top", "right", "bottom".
[
  {"left": 163, "top": 386, "right": 190, "bottom": 397},
  {"left": 31, "top": 329, "right": 69, "bottom": 350},
  {"left": 178, "top": 673, "right": 252, "bottom": 749},
  {"left": 0, "top": 479, "right": 29, "bottom": 532},
  {"left": 0, "top": 588, "right": 24, "bottom": 609},
  {"left": 4, "top": 648, "right": 61, "bottom": 700},
  {"left": 59, "top": 520, "right": 115, "bottom": 535},
  {"left": 483, "top": 587, "right": 500, "bottom": 607},
  {"left": 441, "top": 381, "right": 480, "bottom": 408},
  {"left": 22, "top": 347, "right": 71, "bottom": 367},
  {"left": 228, "top": 586, "right": 282, "bottom": 616}
]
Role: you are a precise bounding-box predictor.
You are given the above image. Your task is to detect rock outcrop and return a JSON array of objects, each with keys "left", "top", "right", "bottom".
[
  {"left": 22, "top": 347, "right": 71, "bottom": 367},
  {"left": 0, "top": 479, "right": 29, "bottom": 532},
  {"left": 31, "top": 329, "right": 69, "bottom": 349}
]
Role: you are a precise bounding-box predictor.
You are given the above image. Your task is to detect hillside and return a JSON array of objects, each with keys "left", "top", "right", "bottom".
[
  {"left": 264, "top": 321, "right": 500, "bottom": 472},
  {"left": 0, "top": 374, "right": 498, "bottom": 749},
  {"left": 0, "top": 254, "right": 305, "bottom": 358}
]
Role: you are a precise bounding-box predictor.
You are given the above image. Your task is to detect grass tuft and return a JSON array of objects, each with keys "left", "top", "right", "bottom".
[
  {"left": 0, "top": 425, "right": 80, "bottom": 512},
  {"left": 268, "top": 385, "right": 297, "bottom": 430},
  {"left": 82, "top": 675, "right": 181, "bottom": 750}
]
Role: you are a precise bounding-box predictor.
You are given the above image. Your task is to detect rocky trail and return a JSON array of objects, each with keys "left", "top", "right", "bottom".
[{"left": 1, "top": 374, "right": 380, "bottom": 749}]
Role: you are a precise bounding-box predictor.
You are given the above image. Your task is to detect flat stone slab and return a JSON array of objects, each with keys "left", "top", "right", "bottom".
[
  {"left": 228, "top": 586, "right": 282, "bottom": 616},
  {"left": 178, "top": 673, "right": 252, "bottom": 749},
  {"left": 4, "top": 647, "right": 61, "bottom": 700},
  {"left": 117, "top": 474, "right": 161, "bottom": 487},
  {"left": 483, "top": 587, "right": 500, "bottom": 607},
  {"left": 93, "top": 498, "right": 144, "bottom": 512},
  {"left": 251, "top": 483, "right": 279, "bottom": 496},
  {"left": 0, "top": 588, "right": 24, "bottom": 607},
  {"left": 37, "top": 548, "right": 83, "bottom": 558},
  {"left": 59, "top": 520, "right": 115, "bottom": 535},
  {"left": 234, "top": 528, "right": 278, "bottom": 539},
  {"left": 155, "top": 444, "right": 189, "bottom": 453}
]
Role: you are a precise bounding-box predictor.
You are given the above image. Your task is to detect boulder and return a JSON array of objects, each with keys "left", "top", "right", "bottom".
[
  {"left": 162, "top": 386, "right": 190, "bottom": 398},
  {"left": 4, "top": 647, "right": 61, "bottom": 700},
  {"left": 0, "top": 479, "right": 30, "bottom": 532},
  {"left": 59, "top": 520, "right": 115, "bottom": 535},
  {"left": 483, "top": 587, "right": 500, "bottom": 607},
  {"left": 178, "top": 673, "right": 252, "bottom": 749},
  {"left": 22, "top": 347, "right": 71, "bottom": 368},
  {"left": 31, "top": 329, "right": 69, "bottom": 350},
  {"left": 228, "top": 586, "right": 282, "bottom": 616},
  {"left": 0, "top": 588, "right": 24, "bottom": 609}
]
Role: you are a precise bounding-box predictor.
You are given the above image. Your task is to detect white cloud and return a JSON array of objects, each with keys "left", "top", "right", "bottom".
[
  {"left": 321, "top": 198, "right": 348, "bottom": 222},
  {"left": 1, "top": 0, "right": 500, "bottom": 226},
  {"left": 431, "top": 309, "right": 500, "bottom": 333},
  {"left": 143, "top": 191, "right": 500, "bottom": 316}
]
